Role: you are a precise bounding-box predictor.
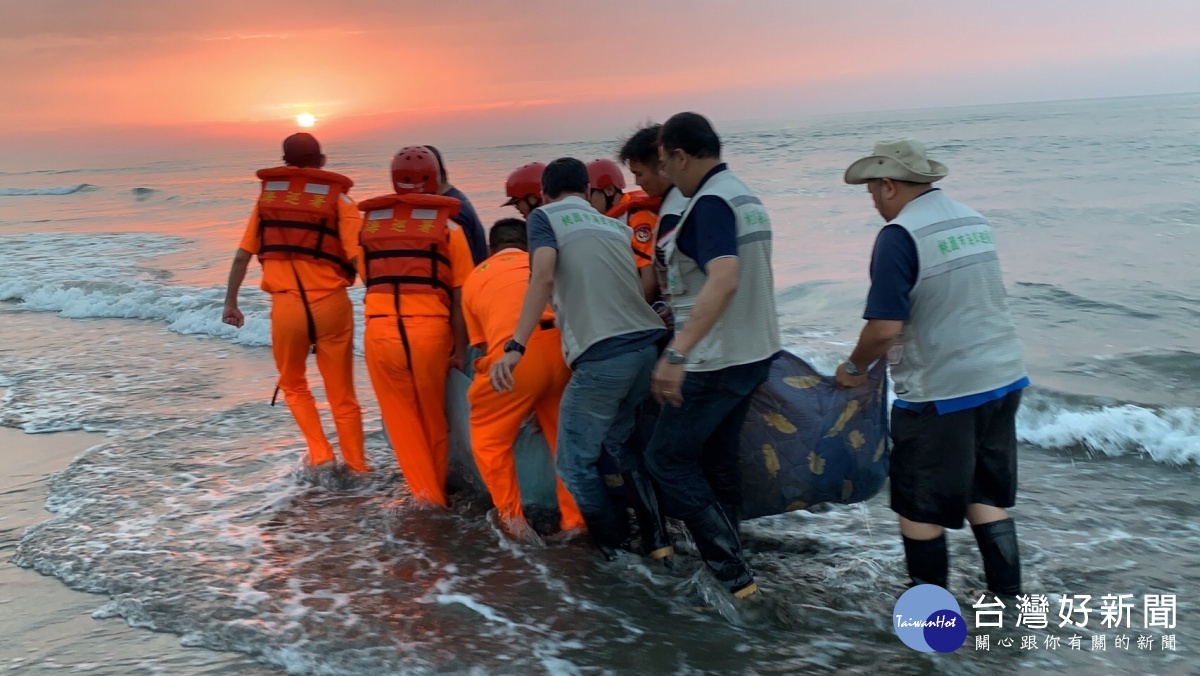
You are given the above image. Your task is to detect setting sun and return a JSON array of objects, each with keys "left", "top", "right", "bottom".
[{"left": 296, "top": 113, "right": 316, "bottom": 128}]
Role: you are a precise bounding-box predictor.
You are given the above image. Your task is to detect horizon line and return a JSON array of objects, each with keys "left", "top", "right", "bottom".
[{"left": 1, "top": 89, "right": 1196, "bottom": 154}]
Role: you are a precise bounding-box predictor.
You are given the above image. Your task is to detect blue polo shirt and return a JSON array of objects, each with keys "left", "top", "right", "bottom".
[
  {"left": 675, "top": 164, "right": 739, "bottom": 272},
  {"left": 865, "top": 189, "right": 1028, "bottom": 414},
  {"left": 445, "top": 186, "right": 487, "bottom": 265}
]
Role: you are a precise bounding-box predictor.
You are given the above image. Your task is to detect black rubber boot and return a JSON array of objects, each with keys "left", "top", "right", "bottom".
[
  {"left": 683, "top": 504, "right": 756, "bottom": 596},
  {"left": 582, "top": 509, "right": 629, "bottom": 562},
  {"left": 902, "top": 533, "right": 949, "bottom": 589},
  {"left": 622, "top": 469, "right": 674, "bottom": 561},
  {"left": 972, "top": 518, "right": 1021, "bottom": 596}
]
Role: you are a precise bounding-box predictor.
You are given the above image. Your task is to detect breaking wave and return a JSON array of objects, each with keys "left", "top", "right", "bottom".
[{"left": 1018, "top": 393, "right": 1200, "bottom": 465}]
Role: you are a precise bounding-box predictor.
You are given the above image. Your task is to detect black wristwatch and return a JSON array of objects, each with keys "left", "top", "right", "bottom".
[{"left": 504, "top": 339, "right": 526, "bottom": 355}]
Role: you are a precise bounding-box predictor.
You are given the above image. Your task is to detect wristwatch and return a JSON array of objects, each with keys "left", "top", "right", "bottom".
[
  {"left": 504, "top": 339, "right": 526, "bottom": 355},
  {"left": 663, "top": 347, "right": 687, "bottom": 365},
  {"left": 843, "top": 360, "right": 864, "bottom": 376}
]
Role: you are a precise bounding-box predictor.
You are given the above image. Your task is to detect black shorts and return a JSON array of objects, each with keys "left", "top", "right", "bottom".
[{"left": 889, "top": 390, "right": 1022, "bottom": 529}]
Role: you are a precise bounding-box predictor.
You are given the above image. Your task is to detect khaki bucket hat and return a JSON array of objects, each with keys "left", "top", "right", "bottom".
[{"left": 844, "top": 138, "right": 949, "bottom": 185}]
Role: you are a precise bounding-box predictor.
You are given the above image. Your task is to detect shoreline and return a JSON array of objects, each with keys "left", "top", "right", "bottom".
[{"left": 0, "top": 421, "right": 274, "bottom": 673}]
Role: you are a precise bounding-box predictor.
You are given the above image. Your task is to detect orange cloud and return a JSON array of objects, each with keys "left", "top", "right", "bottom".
[{"left": 1, "top": 0, "right": 1197, "bottom": 147}]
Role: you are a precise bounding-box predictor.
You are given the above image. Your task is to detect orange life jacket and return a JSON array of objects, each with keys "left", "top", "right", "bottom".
[
  {"left": 608, "top": 191, "right": 661, "bottom": 264},
  {"left": 358, "top": 193, "right": 462, "bottom": 308},
  {"left": 255, "top": 166, "right": 357, "bottom": 282},
  {"left": 606, "top": 190, "right": 664, "bottom": 220}
]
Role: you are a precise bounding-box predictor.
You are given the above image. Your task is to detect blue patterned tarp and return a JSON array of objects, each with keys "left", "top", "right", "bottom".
[
  {"left": 442, "top": 350, "right": 889, "bottom": 519},
  {"left": 734, "top": 351, "right": 890, "bottom": 519}
]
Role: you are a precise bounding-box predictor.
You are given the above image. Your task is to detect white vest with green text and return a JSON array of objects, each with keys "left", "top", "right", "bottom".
[
  {"left": 664, "top": 168, "right": 780, "bottom": 372},
  {"left": 540, "top": 196, "right": 665, "bottom": 366},
  {"left": 887, "top": 190, "right": 1026, "bottom": 401},
  {"left": 653, "top": 185, "right": 689, "bottom": 308}
]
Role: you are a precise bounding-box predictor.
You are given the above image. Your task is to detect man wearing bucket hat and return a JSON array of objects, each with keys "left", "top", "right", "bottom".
[{"left": 836, "top": 139, "right": 1029, "bottom": 596}]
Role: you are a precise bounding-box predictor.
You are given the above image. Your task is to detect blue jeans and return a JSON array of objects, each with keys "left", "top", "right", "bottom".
[
  {"left": 645, "top": 357, "right": 774, "bottom": 519},
  {"left": 556, "top": 343, "right": 657, "bottom": 516}
]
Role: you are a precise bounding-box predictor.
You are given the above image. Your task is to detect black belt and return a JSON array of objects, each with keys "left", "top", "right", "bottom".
[{"left": 538, "top": 319, "right": 555, "bottom": 331}]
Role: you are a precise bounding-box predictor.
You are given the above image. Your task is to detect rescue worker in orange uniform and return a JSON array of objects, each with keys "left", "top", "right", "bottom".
[
  {"left": 501, "top": 162, "right": 545, "bottom": 217},
  {"left": 351, "top": 146, "right": 472, "bottom": 508},
  {"left": 462, "top": 218, "right": 586, "bottom": 539},
  {"left": 586, "top": 159, "right": 659, "bottom": 302},
  {"left": 222, "top": 133, "right": 367, "bottom": 473}
]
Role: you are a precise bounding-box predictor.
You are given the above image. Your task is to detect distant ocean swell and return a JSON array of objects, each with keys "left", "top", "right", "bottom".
[
  {"left": 1, "top": 230, "right": 1197, "bottom": 465},
  {"left": 0, "top": 184, "right": 97, "bottom": 196}
]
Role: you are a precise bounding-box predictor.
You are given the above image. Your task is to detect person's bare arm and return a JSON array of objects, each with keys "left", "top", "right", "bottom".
[
  {"left": 489, "top": 247, "right": 556, "bottom": 392},
  {"left": 514, "top": 247, "right": 557, "bottom": 349},
  {"left": 835, "top": 319, "right": 903, "bottom": 388},
  {"left": 850, "top": 320, "right": 902, "bottom": 370},
  {"left": 639, "top": 264, "right": 658, "bottom": 303},
  {"left": 653, "top": 257, "right": 738, "bottom": 406},
  {"left": 222, "top": 249, "right": 253, "bottom": 328}
]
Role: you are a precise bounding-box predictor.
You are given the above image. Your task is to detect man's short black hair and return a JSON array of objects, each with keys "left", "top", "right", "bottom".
[
  {"left": 424, "top": 145, "right": 448, "bottom": 183},
  {"left": 660, "top": 112, "right": 721, "bottom": 160},
  {"left": 618, "top": 124, "right": 662, "bottom": 166},
  {"left": 489, "top": 218, "right": 527, "bottom": 250},
  {"left": 283, "top": 132, "right": 323, "bottom": 168},
  {"left": 542, "top": 157, "right": 589, "bottom": 199}
]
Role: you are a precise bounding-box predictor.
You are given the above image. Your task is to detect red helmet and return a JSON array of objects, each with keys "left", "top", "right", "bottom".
[
  {"left": 586, "top": 158, "right": 626, "bottom": 191},
  {"left": 390, "top": 146, "right": 440, "bottom": 195},
  {"left": 502, "top": 162, "right": 545, "bottom": 206}
]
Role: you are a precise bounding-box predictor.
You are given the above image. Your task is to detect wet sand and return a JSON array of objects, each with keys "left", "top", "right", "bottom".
[{"left": 0, "top": 419, "right": 274, "bottom": 674}]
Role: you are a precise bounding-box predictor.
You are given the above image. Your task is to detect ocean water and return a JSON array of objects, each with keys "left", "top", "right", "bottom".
[{"left": 0, "top": 93, "right": 1197, "bottom": 674}]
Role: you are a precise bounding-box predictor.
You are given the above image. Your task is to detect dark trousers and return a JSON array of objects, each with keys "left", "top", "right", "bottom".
[{"left": 644, "top": 357, "right": 773, "bottom": 519}]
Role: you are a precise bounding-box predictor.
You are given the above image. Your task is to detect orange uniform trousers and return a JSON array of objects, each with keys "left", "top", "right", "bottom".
[
  {"left": 364, "top": 315, "right": 453, "bottom": 507},
  {"left": 467, "top": 328, "right": 584, "bottom": 531},
  {"left": 270, "top": 288, "right": 367, "bottom": 471}
]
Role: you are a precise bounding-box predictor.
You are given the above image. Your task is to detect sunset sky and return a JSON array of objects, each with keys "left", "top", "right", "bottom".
[{"left": 2, "top": 0, "right": 1198, "bottom": 150}]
